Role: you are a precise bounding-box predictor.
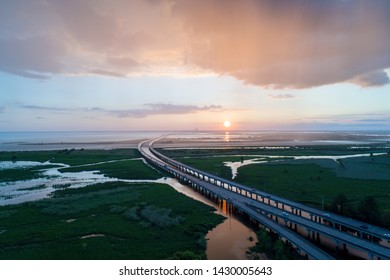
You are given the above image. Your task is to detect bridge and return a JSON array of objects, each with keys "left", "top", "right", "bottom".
[{"left": 138, "top": 137, "right": 390, "bottom": 260}]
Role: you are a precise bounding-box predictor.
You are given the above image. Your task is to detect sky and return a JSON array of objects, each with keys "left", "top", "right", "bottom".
[{"left": 1, "top": 0, "right": 390, "bottom": 132}]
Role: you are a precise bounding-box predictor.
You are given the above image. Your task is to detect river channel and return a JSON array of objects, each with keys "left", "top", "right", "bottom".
[{"left": 161, "top": 177, "right": 258, "bottom": 260}]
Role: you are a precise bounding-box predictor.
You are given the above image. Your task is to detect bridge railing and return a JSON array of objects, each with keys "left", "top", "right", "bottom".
[{"left": 147, "top": 144, "right": 390, "bottom": 246}]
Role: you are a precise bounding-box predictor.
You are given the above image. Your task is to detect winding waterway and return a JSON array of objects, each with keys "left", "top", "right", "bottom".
[{"left": 160, "top": 177, "right": 258, "bottom": 260}]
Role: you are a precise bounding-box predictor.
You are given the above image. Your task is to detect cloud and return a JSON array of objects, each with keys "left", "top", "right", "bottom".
[
  {"left": 351, "top": 70, "right": 390, "bottom": 87},
  {"left": 173, "top": 0, "right": 390, "bottom": 88},
  {"left": 0, "top": 0, "right": 178, "bottom": 79},
  {"left": 88, "top": 69, "right": 126, "bottom": 78},
  {"left": 0, "top": 36, "right": 67, "bottom": 79},
  {"left": 0, "top": 106, "right": 5, "bottom": 113},
  {"left": 21, "top": 105, "right": 70, "bottom": 112},
  {"left": 106, "top": 104, "right": 224, "bottom": 118},
  {"left": 20, "top": 103, "right": 225, "bottom": 118},
  {"left": 304, "top": 113, "right": 390, "bottom": 126},
  {"left": 1, "top": 0, "right": 390, "bottom": 89},
  {"left": 268, "top": 94, "right": 295, "bottom": 99}
]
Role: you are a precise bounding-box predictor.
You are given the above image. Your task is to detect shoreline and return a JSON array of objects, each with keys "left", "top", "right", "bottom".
[
  {"left": 2, "top": 139, "right": 389, "bottom": 152},
  {"left": 1, "top": 131, "right": 389, "bottom": 152}
]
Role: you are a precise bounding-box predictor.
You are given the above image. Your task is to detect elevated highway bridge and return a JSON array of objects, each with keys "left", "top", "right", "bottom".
[{"left": 138, "top": 138, "right": 390, "bottom": 260}]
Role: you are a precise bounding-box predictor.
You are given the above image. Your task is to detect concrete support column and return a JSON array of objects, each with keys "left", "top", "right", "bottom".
[
  {"left": 307, "top": 228, "right": 312, "bottom": 239},
  {"left": 335, "top": 240, "right": 339, "bottom": 251}
]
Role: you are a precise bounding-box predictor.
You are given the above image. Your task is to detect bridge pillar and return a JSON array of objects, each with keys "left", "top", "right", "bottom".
[
  {"left": 316, "top": 232, "right": 320, "bottom": 243},
  {"left": 307, "top": 228, "right": 312, "bottom": 239}
]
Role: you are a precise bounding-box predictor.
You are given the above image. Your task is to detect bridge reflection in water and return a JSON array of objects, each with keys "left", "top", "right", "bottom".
[
  {"left": 207, "top": 197, "right": 258, "bottom": 260},
  {"left": 139, "top": 138, "right": 390, "bottom": 260}
]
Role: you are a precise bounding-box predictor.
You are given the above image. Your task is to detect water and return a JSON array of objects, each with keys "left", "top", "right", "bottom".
[
  {"left": 1, "top": 130, "right": 390, "bottom": 151},
  {"left": 162, "top": 177, "right": 258, "bottom": 259},
  {"left": 0, "top": 159, "right": 142, "bottom": 205},
  {"left": 0, "top": 131, "right": 163, "bottom": 151}
]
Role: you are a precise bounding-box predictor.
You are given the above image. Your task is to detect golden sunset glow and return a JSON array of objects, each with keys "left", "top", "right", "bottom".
[{"left": 224, "top": 120, "right": 231, "bottom": 128}]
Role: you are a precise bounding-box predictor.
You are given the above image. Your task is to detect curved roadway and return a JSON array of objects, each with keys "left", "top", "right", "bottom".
[{"left": 139, "top": 138, "right": 390, "bottom": 260}]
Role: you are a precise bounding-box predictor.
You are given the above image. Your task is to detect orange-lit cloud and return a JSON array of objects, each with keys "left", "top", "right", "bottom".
[
  {"left": 173, "top": 0, "right": 390, "bottom": 88},
  {"left": 1, "top": 0, "right": 390, "bottom": 88}
]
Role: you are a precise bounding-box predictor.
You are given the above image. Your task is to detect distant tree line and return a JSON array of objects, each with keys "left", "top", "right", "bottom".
[{"left": 330, "top": 194, "right": 386, "bottom": 227}]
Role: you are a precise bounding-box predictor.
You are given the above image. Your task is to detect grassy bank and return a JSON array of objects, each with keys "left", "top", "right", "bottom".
[{"left": 0, "top": 182, "right": 224, "bottom": 259}]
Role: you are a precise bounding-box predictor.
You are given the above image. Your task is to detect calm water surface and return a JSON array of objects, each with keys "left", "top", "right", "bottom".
[
  {"left": 161, "top": 178, "right": 257, "bottom": 260},
  {"left": 2, "top": 131, "right": 390, "bottom": 151}
]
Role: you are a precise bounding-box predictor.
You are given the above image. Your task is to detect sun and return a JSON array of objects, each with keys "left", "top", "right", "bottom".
[{"left": 224, "top": 120, "right": 231, "bottom": 128}]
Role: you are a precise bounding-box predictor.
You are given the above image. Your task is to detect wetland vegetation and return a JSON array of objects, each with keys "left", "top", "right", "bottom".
[
  {"left": 160, "top": 145, "right": 390, "bottom": 228},
  {"left": 0, "top": 148, "right": 224, "bottom": 259},
  {"left": 0, "top": 182, "right": 223, "bottom": 259},
  {"left": 2, "top": 144, "right": 389, "bottom": 260}
]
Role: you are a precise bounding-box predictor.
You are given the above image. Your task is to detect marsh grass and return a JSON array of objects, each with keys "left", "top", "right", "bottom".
[
  {"left": 0, "top": 167, "right": 46, "bottom": 182},
  {"left": 0, "top": 181, "right": 223, "bottom": 259},
  {"left": 159, "top": 145, "right": 385, "bottom": 159},
  {"left": 161, "top": 147, "right": 390, "bottom": 227}
]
